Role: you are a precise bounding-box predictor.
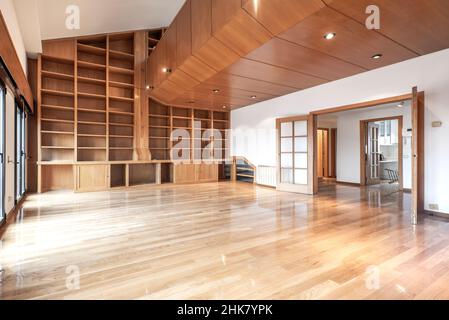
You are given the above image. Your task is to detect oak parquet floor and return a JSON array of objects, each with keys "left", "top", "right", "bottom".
[{"left": 0, "top": 182, "right": 448, "bottom": 300}]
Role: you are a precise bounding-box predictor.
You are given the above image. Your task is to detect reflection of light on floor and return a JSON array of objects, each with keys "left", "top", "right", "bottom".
[
  {"left": 2, "top": 192, "right": 145, "bottom": 266},
  {"left": 221, "top": 254, "right": 227, "bottom": 266},
  {"left": 395, "top": 284, "right": 407, "bottom": 294}
]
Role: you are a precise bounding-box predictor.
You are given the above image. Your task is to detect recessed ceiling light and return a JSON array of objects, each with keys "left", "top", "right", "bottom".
[
  {"left": 251, "top": 95, "right": 257, "bottom": 99},
  {"left": 397, "top": 102, "right": 405, "bottom": 108},
  {"left": 145, "top": 85, "right": 150, "bottom": 90},
  {"left": 213, "top": 89, "right": 220, "bottom": 93},
  {"left": 324, "top": 32, "right": 336, "bottom": 40},
  {"left": 162, "top": 67, "right": 171, "bottom": 73},
  {"left": 371, "top": 54, "right": 383, "bottom": 60},
  {"left": 222, "top": 105, "right": 227, "bottom": 109}
]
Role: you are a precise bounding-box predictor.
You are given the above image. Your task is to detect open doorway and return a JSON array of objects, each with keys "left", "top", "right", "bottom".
[
  {"left": 316, "top": 102, "right": 411, "bottom": 194},
  {"left": 276, "top": 90, "right": 424, "bottom": 224},
  {"left": 361, "top": 116, "right": 403, "bottom": 191}
]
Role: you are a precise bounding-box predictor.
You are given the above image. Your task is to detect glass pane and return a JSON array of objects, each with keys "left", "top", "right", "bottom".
[
  {"left": 281, "top": 169, "right": 293, "bottom": 184},
  {"left": 295, "top": 153, "right": 307, "bottom": 169},
  {"left": 294, "top": 121, "right": 307, "bottom": 136},
  {"left": 295, "top": 137, "right": 308, "bottom": 153},
  {"left": 281, "top": 122, "right": 293, "bottom": 137},
  {"left": 281, "top": 153, "right": 293, "bottom": 168},
  {"left": 295, "top": 169, "right": 308, "bottom": 185},
  {"left": 280, "top": 138, "right": 292, "bottom": 153}
]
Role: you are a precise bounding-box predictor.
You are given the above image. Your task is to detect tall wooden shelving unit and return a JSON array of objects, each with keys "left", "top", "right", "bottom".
[
  {"left": 108, "top": 33, "right": 135, "bottom": 161},
  {"left": 148, "top": 99, "right": 231, "bottom": 168},
  {"left": 76, "top": 36, "right": 108, "bottom": 162},
  {"left": 37, "top": 30, "right": 230, "bottom": 193}
]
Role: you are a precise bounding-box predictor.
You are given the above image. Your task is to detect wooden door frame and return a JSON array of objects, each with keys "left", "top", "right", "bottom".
[
  {"left": 330, "top": 128, "right": 337, "bottom": 178},
  {"left": 309, "top": 90, "right": 425, "bottom": 222},
  {"left": 360, "top": 115, "right": 403, "bottom": 189}
]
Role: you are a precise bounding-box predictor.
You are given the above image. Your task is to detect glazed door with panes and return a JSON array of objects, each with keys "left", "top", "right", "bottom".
[
  {"left": 277, "top": 115, "right": 314, "bottom": 194},
  {"left": 366, "top": 122, "right": 381, "bottom": 185}
]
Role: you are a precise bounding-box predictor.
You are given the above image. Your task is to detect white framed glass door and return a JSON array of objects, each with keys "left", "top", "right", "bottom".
[{"left": 15, "top": 100, "right": 26, "bottom": 202}]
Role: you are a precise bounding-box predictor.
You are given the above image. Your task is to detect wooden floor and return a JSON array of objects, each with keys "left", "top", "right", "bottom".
[{"left": 1, "top": 181, "right": 449, "bottom": 300}]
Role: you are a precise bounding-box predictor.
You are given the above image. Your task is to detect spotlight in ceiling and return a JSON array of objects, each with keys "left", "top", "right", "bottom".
[
  {"left": 145, "top": 85, "right": 150, "bottom": 90},
  {"left": 397, "top": 102, "right": 405, "bottom": 108},
  {"left": 213, "top": 89, "right": 220, "bottom": 93},
  {"left": 371, "top": 54, "right": 383, "bottom": 60},
  {"left": 251, "top": 95, "right": 257, "bottom": 99},
  {"left": 324, "top": 32, "right": 336, "bottom": 40},
  {"left": 162, "top": 67, "right": 172, "bottom": 73},
  {"left": 222, "top": 105, "right": 227, "bottom": 109}
]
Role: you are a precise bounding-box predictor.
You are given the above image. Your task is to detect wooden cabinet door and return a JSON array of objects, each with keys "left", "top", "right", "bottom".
[
  {"left": 173, "top": 164, "right": 196, "bottom": 183},
  {"left": 76, "top": 165, "right": 109, "bottom": 192},
  {"left": 196, "top": 163, "right": 218, "bottom": 182}
]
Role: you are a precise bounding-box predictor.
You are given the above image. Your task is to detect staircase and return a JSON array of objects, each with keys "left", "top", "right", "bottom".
[{"left": 233, "top": 157, "right": 256, "bottom": 183}]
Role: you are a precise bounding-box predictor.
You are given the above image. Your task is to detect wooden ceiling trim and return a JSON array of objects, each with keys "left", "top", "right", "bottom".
[
  {"left": 323, "top": 0, "right": 449, "bottom": 55},
  {"left": 277, "top": 6, "right": 418, "bottom": 70}
]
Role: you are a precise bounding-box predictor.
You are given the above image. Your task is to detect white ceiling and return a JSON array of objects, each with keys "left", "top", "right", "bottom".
[{"left": 14, "top": 0, "right": 185, "bottom": 55}]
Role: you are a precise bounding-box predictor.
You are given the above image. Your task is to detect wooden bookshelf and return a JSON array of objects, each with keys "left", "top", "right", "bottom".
[
  {"left": 149, "top": 100, "right": 230, "bottom": 163},
  {"left": 37, "top": 31, "right": 228, "bottom": 193},
  {"left": 109, "top": 33, "right": 135, "bottom": 161},
  {"left": 40, "top": 55, "right": 75, "bottom": 162},
  {"left": 77, "top": 35, "right": 108, "bottom": 162},
  {"left": 147, "top": 28, "right": 166, "bottom": 57}
]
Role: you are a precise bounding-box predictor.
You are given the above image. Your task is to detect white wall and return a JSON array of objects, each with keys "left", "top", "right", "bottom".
[
  {"left": 232, "top": 49, "right": 449, "bottom": 214},
  {"left": 331, "top": 104, "right": 411, "bottom": 188},
  {"left": 0, "top": 0, "right": 27, "bottom": 72}
]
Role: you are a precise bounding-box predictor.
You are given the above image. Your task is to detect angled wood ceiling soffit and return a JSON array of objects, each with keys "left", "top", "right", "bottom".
[{"left": 148, "top": 0, "right": 449, "bottom": 110}]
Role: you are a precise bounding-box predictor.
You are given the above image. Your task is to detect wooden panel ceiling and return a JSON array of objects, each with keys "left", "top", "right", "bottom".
[
  {"left": 278, "top": 6, "right": 418, "bottom": 69},
  {"left": 324, "top": 0, "right": 449, "bottom": 55},
  {"left": 148, "top": 0, "right": 449, "bottom": 110},
  {"left": 246, "top": 37, "right": 366, "bottom": 81},
  {"left": 242, "top": 0, "right": 325, "bottom": 36},
  {"left": 204, "top": 72, "right": 298, "bottom": 97},
  {"left": 222, "top": 58, "right": 326, "bottom": 89}
]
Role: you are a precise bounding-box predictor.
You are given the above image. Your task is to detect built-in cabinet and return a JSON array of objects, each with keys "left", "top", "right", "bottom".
[{"left": 36, "top": 31, "right": 231, "bottom": 193}]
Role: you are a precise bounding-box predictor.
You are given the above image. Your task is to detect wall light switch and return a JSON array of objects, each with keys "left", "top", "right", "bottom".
[{"left": 432, "top": 121, "right": 442, "bottom": 128}]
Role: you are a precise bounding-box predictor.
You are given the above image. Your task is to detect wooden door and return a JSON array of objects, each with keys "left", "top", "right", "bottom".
[
  {"left": 366, "top": 122, "right": 381, "bottom": 185},
  {"left": 317, "top": 129, "right": 329, "bottom": 178},
  {"left": 411, "top": 87, "right": 424, "bottom": 225},
  {"left": 276, "top": 115, "right": 315, "bottom": 194}
]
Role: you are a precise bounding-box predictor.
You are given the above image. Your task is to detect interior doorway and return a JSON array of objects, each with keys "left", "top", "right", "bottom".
[
  {"left": 309, "top": 89, "right": 424, "bottom": 224},
  {"left": 316, "top": 127, "right": 337, "bottom": 187},
  {"left": 361, "top": 116, "right": 403, "bottom": 190}
]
